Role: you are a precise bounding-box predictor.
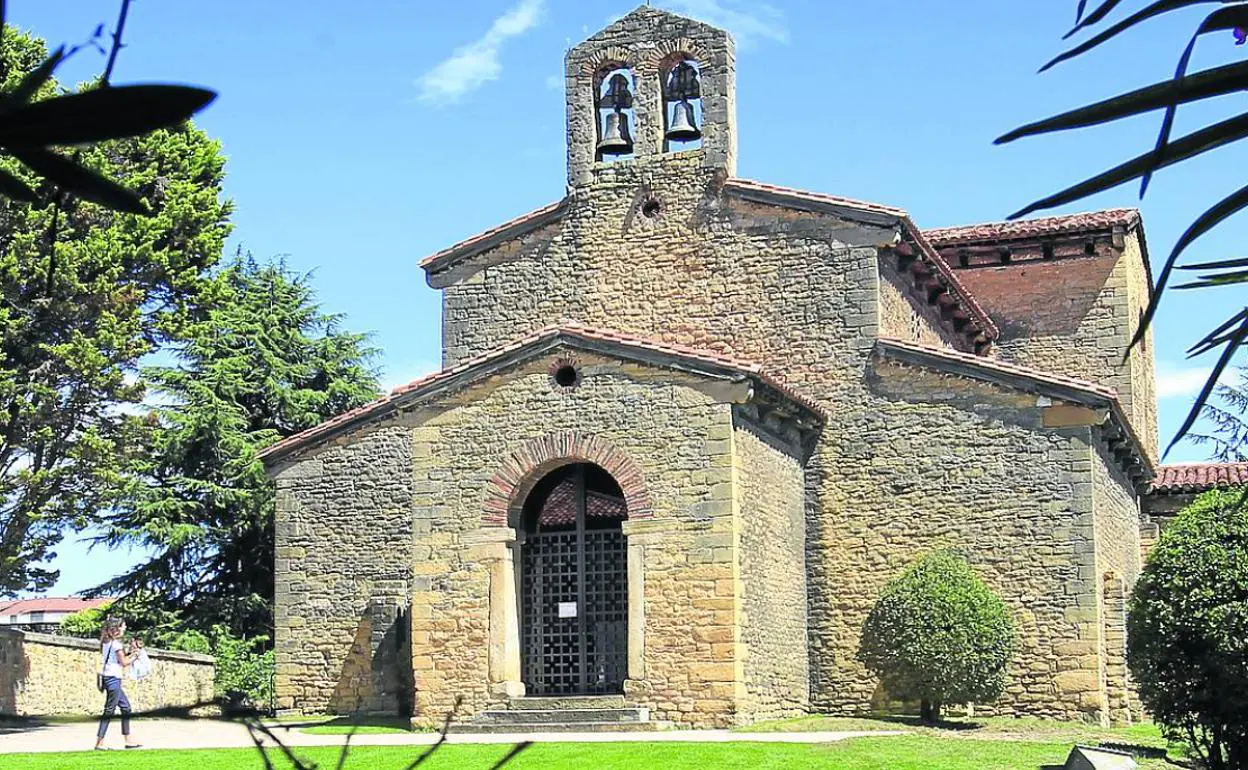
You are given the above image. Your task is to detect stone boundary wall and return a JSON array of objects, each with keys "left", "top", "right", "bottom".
[{"left": 0, "top": 628, "right": 215, "bottom": 716}]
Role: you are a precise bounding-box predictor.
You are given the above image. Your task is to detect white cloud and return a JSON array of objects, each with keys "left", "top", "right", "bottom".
[
  {"left": 662, "top": 0, "right": 789, "bottom": 49},
  {"left": 383, "top": 359, "right": 443, "bottom": 394},
  {"left": 1156, "top": 362, "right": 1238, "bottom": 399},
  {"left": 417, "top": 0, "right": 546, "bottom": 105},
  {"left": 544, "top": 74, "right": 564, "bottom": 91}
]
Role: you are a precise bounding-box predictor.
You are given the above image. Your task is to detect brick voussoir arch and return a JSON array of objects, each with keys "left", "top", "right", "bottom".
[{"left": 483, "top": 431, "right": 654, "bottom": 526}]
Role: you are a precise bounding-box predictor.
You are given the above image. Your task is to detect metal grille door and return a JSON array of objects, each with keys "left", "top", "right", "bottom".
[{"left": 520, "top": 466, "right": 628, "bottom": 695}]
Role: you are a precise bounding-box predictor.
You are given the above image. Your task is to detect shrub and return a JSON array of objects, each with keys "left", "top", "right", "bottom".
[
  {"left": 58, "top": 601, "right": 113, "bottom": 638},
  {"left": 857, "top": 551, "right": 1017, "bottom": 724},
  {"left": 162, "top": 625, "right": 273, "bottom": 712},
  {"left": 210, "top": 627, "right": 275, "bottom": 713},
  {"left": 1128, "top": 489, "right": 1248, "bottom": 770}
]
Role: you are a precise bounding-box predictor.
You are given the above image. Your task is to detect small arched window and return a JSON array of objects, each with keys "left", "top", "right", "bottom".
[
  {"left": 662, "top": 58, "right": 703, "bottom": 153},
  {"left": 595, "top": 66, "right": 635, "bottom": 162}
]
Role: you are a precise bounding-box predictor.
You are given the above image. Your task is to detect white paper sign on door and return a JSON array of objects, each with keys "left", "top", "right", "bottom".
[{"left": 558, "top": 602, "right": 577, "bottom": 618}]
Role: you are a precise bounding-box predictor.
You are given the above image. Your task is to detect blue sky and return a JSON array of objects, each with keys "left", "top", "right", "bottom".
[{"left": 12, "top": 0, "right": 1248, "bottom": 595}]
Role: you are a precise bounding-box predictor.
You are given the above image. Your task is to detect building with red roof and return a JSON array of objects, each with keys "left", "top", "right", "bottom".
[{"left": 0, "top": 597, "right": 111, "bottom": 634}]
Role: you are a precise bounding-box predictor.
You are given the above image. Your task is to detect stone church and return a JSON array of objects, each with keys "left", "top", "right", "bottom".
[{"left": 261, "top": 6, "right": 1232, "bottom": 730}]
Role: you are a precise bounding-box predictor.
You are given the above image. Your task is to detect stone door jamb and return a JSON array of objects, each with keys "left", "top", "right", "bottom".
[{"left": 479, "top": 432, "right": 657, "bottom": 697}]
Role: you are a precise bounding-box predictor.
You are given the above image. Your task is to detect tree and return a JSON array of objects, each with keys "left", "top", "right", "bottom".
[
  {"left": 95, "top": 256, "right": 379, "bottom": 639},
  {"left": 1188, "top": 369, "right": 1248, "bottom": 462},
  {"left": 1000, "top": 2, "right": 1248, "bottom": 453},
  {"left": 1128, "top": 489, "right": 1248, "bottom": 770},
  {"left": 857, "top": 551, "right": 1017, "bottom": 725},
  {"left": 0, "top": 28, "right": 231, "bottom": 595}
]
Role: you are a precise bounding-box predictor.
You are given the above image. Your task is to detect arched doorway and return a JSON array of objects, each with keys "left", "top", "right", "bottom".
[{"left": 519, "top": 463, "right": 628, "bottom": 695}]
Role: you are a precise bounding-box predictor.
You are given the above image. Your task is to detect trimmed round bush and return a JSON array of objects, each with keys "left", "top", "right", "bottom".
[
  {"left": 1128, "top": 489, "right": 1248, "bottom": 770},
  {"left": 857, "top": 551, "right": 1017, "bottom": 724}
]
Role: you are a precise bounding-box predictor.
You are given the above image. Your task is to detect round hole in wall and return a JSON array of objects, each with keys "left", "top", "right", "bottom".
[
  {"left": 642, "top": 198, "right": 661, "bottom": 219},
  {"left": 554, "top": 365, "right": 579, "bottom": 388}
]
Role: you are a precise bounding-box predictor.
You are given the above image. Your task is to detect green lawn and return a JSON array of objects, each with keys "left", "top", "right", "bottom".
[
  {"left": 741, "top": 714, "right": 1172, "bottom": 749},
  {"left": 299, "top": 721, "right": 417, "bottom": 735},
  {"left": 0, "top": 736, "right": 1178, "bottom": 770}
]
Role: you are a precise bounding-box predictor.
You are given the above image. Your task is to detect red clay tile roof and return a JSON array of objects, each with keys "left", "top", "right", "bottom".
[
  {"left": 0, "top": 597, "right": 111, "bottom": 617},
  {"left": 537, "top": 479, "right": 628, "bottom": 526},
  {"left": 260, "top": 323, "right": 824, "bottom": 464},
  {"left": 1149, "top": 462, "right": 1248, "bottom": 494},
  {"left": 926, "top": 209, "right": 1140, "bottom": 247},
  {"left": 877, "top": 337, "right": 1117, "bottom": 400},
  {"left": 419, "top": 198, "right": 568, "bottom": 273},
  {"left": 723, "top": 178, "right": 909, "bottom": 220}
]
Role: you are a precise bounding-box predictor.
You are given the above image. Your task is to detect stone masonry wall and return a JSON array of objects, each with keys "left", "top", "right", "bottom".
[
  {"left": 406, "top": 352, "right": 744, "bottom": 728},
  {"left": 1092, "top": 436, "right": 1143, "bottom": 725},
  {"left": 435, "top": 159, "right": 893, "bottom": 372},
  {"left": 733, "top": 420, "right": 809, "bottom": 722},
  {"left": 273, "top": 425, "right": 414, "bottom": 716},
  {"left": 0, "top": 629, "right": 214, "bottom": 716},
  {"left": 1122, "top": 232, "right": 1158, "bottom": 459},
  {"left": 878, "top": 259, "right": 957, "bottom": 349},
  {"left": 832, "top": 360, "right": 1107, "bottom": 721},
  {"left": 427, "top": 147, "right": 1121, "bottom": 720}
]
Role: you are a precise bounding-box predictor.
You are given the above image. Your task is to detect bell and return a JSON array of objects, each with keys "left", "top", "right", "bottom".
[
  {"left": 666, "top": 100, "right": 700, "bottom": 142},
  {"left": 597, "top": 110, "right": 633, "bottom": 156}
]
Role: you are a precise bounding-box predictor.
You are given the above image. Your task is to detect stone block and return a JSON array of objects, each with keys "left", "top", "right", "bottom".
[
  {"left": 1055, "top": 671, "right": 1100, "bottom": 694},
  {"left": 689, "top": 663, "right": 735, "bottom": 683}
]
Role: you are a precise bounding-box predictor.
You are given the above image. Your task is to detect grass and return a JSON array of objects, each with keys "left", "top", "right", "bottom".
[
  {"left": 298, "top": 718, "right": 417, "bottom": 735},
  {"left": 260, "top": 715, "right": 420, "bottom": 734},
  {"left": 0, "top": 736, "right": 1181, "bottom": 770},
  {"left": 742, "top": 714, "right": 1170, "bottom": 746}
]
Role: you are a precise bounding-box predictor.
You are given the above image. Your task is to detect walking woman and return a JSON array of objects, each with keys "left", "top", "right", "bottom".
[{"left": 95, "top": 618, "right": 142, "bottom": 750}]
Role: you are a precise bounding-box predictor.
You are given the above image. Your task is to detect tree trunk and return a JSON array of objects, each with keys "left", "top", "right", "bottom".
[{"left": 919, "top": 699, "right": 942, "bottom": 725}]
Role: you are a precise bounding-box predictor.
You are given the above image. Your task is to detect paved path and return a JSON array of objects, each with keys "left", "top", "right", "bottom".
[{"left": 0, "top": 718, "right": 904, "bottom": 754}]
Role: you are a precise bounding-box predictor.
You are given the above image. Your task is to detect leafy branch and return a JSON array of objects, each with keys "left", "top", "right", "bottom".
[
  {"left": 0, "top": 0, "right": 214, "bottom": 214},
  {"left": 1000, "top": 0, "right": 1248, "bottom": 455}
]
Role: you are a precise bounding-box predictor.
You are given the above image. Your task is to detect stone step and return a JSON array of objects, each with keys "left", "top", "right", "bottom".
[
  {"left": 506, "top": 695, "right": 627, "bottom": 710},
  {"left": 473, "top": 707, "right": 649, "bottom": 725},
  {"left": 448, "top": 720, "right": 667, "bottom": 735}
]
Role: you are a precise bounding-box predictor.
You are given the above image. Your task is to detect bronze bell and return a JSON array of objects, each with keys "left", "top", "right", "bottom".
[
  {"left": 597, "top": 110, "right": 633, "bottom": 156},
  {"left": 666, "top": 100, "right": 700, "bottom": 142}
]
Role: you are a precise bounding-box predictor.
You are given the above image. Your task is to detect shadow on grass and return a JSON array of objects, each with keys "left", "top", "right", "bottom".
[
  {"left": 2, "top": 696, "right": 530, "bottom": 769},
  {"left": 275, "top": 715, "right": 421, "bottom": 735},
  {"left": 867, "top": 715, "right": 984, "bottom": 731}
]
